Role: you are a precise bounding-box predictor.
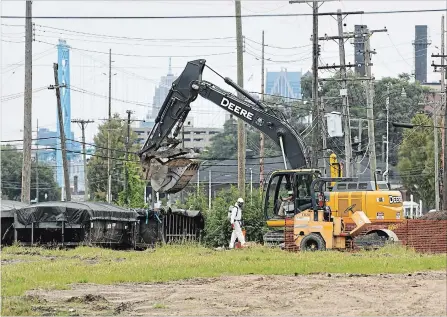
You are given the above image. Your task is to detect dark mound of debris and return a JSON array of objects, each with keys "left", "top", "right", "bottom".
[
  {"left": 419, "top": 211, "right": 447, "bottom": 220},
  {"left": 66, "top": 294, "right": 107, "bottom": 303}
]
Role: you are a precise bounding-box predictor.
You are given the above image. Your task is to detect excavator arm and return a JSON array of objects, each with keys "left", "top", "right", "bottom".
[{"left": 138, "top": 59, "right": 310, "bottom": 193}]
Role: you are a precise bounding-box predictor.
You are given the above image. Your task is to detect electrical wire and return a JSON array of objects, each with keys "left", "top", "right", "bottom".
[
  {"left": 35, "top": 40, "right": 236, "bottom": 58},
  {"left": 2, "top": 8, "right": 447, "bottom": 19}
]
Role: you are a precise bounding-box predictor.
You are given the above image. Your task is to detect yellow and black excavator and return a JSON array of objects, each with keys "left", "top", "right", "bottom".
[{"left": 138, "top": 59, "right": 402, "bottom": 250}]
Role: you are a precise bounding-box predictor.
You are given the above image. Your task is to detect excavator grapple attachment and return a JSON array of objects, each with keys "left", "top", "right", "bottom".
[{"left": 142, "top": 156, "right": 200, "bottom": 194}]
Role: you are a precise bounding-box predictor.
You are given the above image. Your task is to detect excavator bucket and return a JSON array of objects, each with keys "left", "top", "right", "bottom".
[{"left": 142, "top": 157, "right": 200, "bottom": 194}]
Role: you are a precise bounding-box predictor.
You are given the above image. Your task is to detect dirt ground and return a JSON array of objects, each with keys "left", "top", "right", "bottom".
[{"left": 27, "top": 271, "right": 447, "bottom": 316}]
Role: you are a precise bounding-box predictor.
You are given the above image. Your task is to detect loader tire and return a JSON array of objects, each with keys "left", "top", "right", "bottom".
[{"left": 300, "top": 233, "right": 326, "bottom": 251}]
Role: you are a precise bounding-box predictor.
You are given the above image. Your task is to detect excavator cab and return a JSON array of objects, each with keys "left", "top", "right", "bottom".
[{"left": 264, "top": 169, "right": 321, "bottom": 228}]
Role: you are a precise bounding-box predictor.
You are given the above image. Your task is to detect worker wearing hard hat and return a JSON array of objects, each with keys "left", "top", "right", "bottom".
[
  {"left": 229, "top": 197, "right": 246, "bottom": 249},
  {"left": 278, "top": 190, "right": 294, "bottom": 217}
]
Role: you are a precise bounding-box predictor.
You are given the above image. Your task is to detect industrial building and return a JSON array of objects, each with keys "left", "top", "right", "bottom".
[
  {"left": 354, "top": 25, "right": 367, "bottom": 77},
  {"left": 132, "top": 121, "right": 223, "bottom": 152},
  {"left": 413, "top": 25, "right": 430, "bottom": 83}
]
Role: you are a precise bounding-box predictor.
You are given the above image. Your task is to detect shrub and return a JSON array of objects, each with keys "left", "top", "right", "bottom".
[{"left": 177, "top": 185, "right": 268, "bottom": 248}]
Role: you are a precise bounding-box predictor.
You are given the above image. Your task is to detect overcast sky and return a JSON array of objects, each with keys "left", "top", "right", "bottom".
[{"left": 1, "top": 0, "right": 446, "bottom": 144}]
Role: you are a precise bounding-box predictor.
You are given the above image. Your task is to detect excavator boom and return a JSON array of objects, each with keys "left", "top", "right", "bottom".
[{"left": 138, "top": 59, "right": 309, "bottom": 193}]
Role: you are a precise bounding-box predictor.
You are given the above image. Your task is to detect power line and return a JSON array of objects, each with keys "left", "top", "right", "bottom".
[
  {"left": 35, "top": 32, "right": 236, "bottom": 49},
  {"left": 35, "top": 39, "right": 236, "bottom": 58},
  {"left": 2, "top": 8, "right": 447, "bottom": 19},
  {"left": 32, "top": 24, "right": 236, "bottom": 42}
]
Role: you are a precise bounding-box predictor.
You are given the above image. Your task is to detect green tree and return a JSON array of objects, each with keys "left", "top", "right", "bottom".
[
  {"left": 87, "top": 113, "right": 139, "bottom": 202},
  {"left": 373, "top": 75, "right": 428, "bottom": 166},
  {"left": 397, "top": 114, "right": 438, "bottom": 209},
  {"left": 301, "top": 73, "right": 312, "bottom": 100},
  {"left": 202, "top": 118, "right": 280, "bottom": 159},
  {"left": 117, "top": 161, "right": 147, "bottom": 208},
  {"left": 1, "top": 145, "right": 59, "bottom": 201}
]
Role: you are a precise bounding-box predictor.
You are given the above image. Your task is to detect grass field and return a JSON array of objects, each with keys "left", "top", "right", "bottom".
[{"left": 1, "top": 244, "right": 446, "bottom": 315}]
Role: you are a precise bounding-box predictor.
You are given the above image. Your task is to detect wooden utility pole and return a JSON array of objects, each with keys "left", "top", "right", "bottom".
[
  {"left": 35, "top": 119, "right": 39, "bottom": 202},
  {"left": 317, "top": 9, "right": 363, "bottom": 176},
  {"left": 289, "top": 0, "right": 346, "bottom": 168},
  {"left": 364, "top": 31, "right": 377, "bottom": 181},
  {"left": 320, "top": 97, "right": 327, "bottom": 175},
  {"left": 440, "top": 17, "right": 445, "bottom": 211},
  {"left": 260, "top": 30, "right": 265, "bottom": 191},
  {"left": 337, "top": 9, "right": 352, "bottom": 177},
  {"left": 363, "top": 28, "right": 387, "bottom": 181},
  {"left": 72, "top": 119, "right": 94, "bottom": 201},
  {"left": 444, "top": 26, "right": 447, "bottom": 210},
  {"left": 434, "top": 100, "right": 441, "bottom": 211},
  {"left": 430, "top": 16, "right": 445, "bottom": 210},
  {"left": 125, "top": 110, "right": 133, "bottom": 206},
  {"left": 21, "top": 0, "right": 33, "bottom": 204},
  {"left": 310, "top": 1, "right": 320, "bottom": 168},
  {"left": 235, "top": 0, "right": 246, "bottom": 198},
  {"left": 107, "top": 48, "right": 112, "bottom": 203},
  {"left": 52, "top": 63, "right": 71, "bottom": 201}
]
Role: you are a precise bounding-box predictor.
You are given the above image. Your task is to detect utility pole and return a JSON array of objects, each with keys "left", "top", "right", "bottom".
[
  {"left": 434, "top": 100, "right": 441, "bottom": 211},
  {"left": 442, "top": 15, "right": 446, "bottom": 210},
  {"left": 21, "top": 0, "right": 33, "bottom": 204},
  {"left": 385, "top": 84, "right": 390, "bottom": 183},
  {"left": 51, "top": 63, "right": 71, "bottom": 201},
  {"left": 318, "top": 9, "right": 363, "bottom": 176},
  {"left": 35, "top": 119, "right": 39, "bottom": 202},
  {"left": 444, "top": 23, "right": 447, "bottom": 210},
  {"left": 125, "top": 110, "right": 133, "bottom": 206},
  {"left": 363, "top": 27, "right": 387, "bottom": 181},
  {"left": 107, "top": 48, "right": 112, "bottom": 203},
  {"left": 72, "top": 119, "right": 94, "bottom": 201},
  {"left": 311, "top": 1, "right": 320, "bottom": 168},
  {"left": 290, "top": 1, "right": 362, "bottom": 169},
  {"left": 364, "top": 32, "right": 376, "bottom": 181},
  {"left": 260, "top": 30, "right": 265, "bottom": 191},
  {"left": 430, "top": 15, "right": 445, "bottom": 210},
  {"left": 337, "top": 10, "right": 352, "bottom": 177},
  {"left": 235, "top": 0, "right": 246, "bottom": 198},
  {"left": 320, "top": 97, "right": 327, "bottom": 175}
]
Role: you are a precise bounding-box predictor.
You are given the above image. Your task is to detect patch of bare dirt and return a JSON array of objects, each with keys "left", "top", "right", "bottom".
[
  {"left": 27, "top": 271, "right": 447, "bottom": 316},
  {"left": 1, "top": 258, "right": 33, "bottom": 265}
]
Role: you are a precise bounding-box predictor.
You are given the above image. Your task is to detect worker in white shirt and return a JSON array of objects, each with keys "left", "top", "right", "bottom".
[{"left": 229, "top": 197, "right": 246, "bottom": 249}]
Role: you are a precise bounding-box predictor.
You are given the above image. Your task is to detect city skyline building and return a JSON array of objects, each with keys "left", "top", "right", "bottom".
[
  {"left": 265, "top": 68, "right": 302, "bottom": 101},
  {"left": 141, "top": 58, "right": 178, "bottom": 128}
]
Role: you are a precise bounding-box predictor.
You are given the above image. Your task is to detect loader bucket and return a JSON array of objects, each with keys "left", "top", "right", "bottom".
[{"left": 146, "top": 157, "right": 200, "bottom": 194}]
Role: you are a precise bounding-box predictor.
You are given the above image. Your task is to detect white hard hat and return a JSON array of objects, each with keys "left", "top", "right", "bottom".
[{"left": 237, "top": 197, "right": 244, "bottom": 203}]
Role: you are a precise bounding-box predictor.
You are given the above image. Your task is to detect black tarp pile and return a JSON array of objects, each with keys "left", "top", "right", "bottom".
[
  {"left": 1, "top": 200, "right": 29, "bottom": 244},
  {"left": 14, "top": 201, "right": 139, "bottom": 247},
  {"left": 161, "top": 207, "right": 205, "bottom": 243},
  {"left": 1, "top": 199, "right": 29, "bottom": 218},
  {"left": 133, "top": 208, "right": 164, "bottom": 246},
  {"left": 132, "top": 206, "right": 205, "bottom": 246}
]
